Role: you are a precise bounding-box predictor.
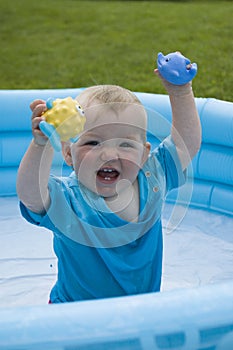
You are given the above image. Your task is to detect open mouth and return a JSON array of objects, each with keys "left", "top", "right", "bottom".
[{"left": 96, "top": 167, "right": 120, "bottom": 183}]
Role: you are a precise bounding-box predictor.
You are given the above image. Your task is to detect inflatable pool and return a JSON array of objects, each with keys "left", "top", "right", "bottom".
[{"left": 0, "top": 89, "right": 233, "bottom": 349}]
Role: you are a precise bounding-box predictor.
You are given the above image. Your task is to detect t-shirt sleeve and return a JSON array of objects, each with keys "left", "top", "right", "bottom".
[
  {"left": 19, "top": 175, "right": 65, "bottom": 229},
  {"left": 152, "top": 135, "right": 186, "bottom": 192},
  {"left": 19, "top": 201, "right": 45, "bottom": 226}
]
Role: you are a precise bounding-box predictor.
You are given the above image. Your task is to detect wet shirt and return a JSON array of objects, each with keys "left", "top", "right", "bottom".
[{"left": 20, "top": 137, "right": 185, "bottom": 303}]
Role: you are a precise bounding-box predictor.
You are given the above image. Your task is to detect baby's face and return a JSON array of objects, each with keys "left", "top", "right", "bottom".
[{"left": 67, "top": 103, "right": 150, "bottom": 199}]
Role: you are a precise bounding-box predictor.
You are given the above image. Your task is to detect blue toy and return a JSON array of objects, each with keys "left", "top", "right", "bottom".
[
  {"left": 39, "top": 97, "right": 86, "bottom": 152},
  {"left": 157, "top": 52, "right": 197, "bottom": 85}
]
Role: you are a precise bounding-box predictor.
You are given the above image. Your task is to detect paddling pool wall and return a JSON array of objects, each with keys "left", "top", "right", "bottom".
[
  {"left": 0, "top": 89, "right": 233, "bottom": 350},
  {"left": 1, "top": 89, "right": 233, "bottom": 214}
]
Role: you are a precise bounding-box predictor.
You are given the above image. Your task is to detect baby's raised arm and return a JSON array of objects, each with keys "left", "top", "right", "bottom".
[
  {"left": 155, "top": 62, "right": 201, "bottom": 170},
  {"left": 171, "top": 83, "right": 201, "bottom": 170},
  {"left": 16, "top": 100, "right": 54, "bottom": 214}
]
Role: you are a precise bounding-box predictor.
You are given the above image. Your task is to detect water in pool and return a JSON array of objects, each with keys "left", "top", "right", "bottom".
[{"left": 0, "top": 196, "right": 232, "bottom": 308}]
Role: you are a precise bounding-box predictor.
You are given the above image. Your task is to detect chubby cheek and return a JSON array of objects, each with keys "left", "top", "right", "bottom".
[
  {"left": 71, "top": 148, "right": 95, "bottom": 181},
  {"left": 120, "top": 158, "right": 141, "bottom": 182}
]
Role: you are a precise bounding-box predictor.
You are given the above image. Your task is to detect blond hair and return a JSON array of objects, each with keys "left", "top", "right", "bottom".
[
  {"left": 76, "top": 85, "right": 142, "bottom": 108},
  {"left": 76, "top": 85, "right": 147, "bottom": 143}
]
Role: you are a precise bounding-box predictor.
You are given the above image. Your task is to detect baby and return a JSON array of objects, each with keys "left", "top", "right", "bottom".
[{"left": 17, "top": 71, "right": 201, "bottom": 303}]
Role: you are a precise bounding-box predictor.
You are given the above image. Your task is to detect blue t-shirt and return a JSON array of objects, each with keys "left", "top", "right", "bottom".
[{"left": 20, "top": 136, "right": 185, "bottom": 303}]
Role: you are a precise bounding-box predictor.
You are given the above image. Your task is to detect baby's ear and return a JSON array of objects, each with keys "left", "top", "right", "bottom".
[
  {"left": 61, "top": 142, "right": 73, "bottom": 166},
  {"left": 142, "top": 142, "right": 151, "bottom": 165}
]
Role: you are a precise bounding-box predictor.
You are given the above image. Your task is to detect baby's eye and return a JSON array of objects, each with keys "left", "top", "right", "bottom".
[
  {"left": 84, "top": 140, "right": 100, "bottom": 146},
  {"left": 120, "top": 142, "right": 134, "bottom": 148}
]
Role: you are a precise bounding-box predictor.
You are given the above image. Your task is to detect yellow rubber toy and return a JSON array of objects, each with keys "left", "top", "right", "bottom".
[{"left": 39, "top": 97, "right": 86, "bottom": 151}]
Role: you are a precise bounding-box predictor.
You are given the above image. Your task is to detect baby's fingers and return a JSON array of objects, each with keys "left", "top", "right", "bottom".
[
  {"left": 30, "top": 99, "right": 46, "bottom": 112},
  {"left": 31, "top": 103, "right": 47, "bottom": 122},
  {"left": 32, "top": 116, "right": 44, "bottom": 131},
  {"left": 32, "top": 116, "right": 49, "bottom": 145},
  {"left": 154, "top": 67, "right": 192, "bottom": 96}
]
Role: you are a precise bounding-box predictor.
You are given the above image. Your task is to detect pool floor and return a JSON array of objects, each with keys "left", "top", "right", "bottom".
[{"left": 0, "top": 196, "right": 233, "bottom": 308}]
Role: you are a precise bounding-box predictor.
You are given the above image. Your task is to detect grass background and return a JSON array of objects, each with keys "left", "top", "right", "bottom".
[{"left": 0, "top": 0, "right": 232, "bottom": 101}]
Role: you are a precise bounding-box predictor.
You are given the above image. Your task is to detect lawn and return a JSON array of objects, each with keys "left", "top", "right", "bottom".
[{"left": 0, "top": 0, "right": 232, "bottom": 101}]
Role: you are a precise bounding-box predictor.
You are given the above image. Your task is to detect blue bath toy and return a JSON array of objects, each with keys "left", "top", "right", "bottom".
[
  {"left": 39, "top": 97, "right": 86, "bottom": 151},
  {"left": 157, "top": 52, "right": 197, "bottom": 85}
]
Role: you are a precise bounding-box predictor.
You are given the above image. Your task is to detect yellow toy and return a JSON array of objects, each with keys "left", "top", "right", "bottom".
[{"left": 39, "top": 97, "right": 86, "bottom": 151}]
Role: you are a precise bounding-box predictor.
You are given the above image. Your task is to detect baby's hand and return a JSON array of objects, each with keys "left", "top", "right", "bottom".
[
  {"left": 155, "top": 51, "right": 197, "bottom": 96},
  {"left": 30, "top": 99, "right": 49, "bottom": 146},
  {"left": 154, "top": 68, "right": 192, "bottom": 96},
  {"left": 37, "top": 97, "right": 86, "bottom": 152}
]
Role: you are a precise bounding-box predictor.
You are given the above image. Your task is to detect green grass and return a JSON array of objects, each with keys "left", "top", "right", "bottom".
[{"left": 0, "top": 0, "right": 232, "bottom": 101}]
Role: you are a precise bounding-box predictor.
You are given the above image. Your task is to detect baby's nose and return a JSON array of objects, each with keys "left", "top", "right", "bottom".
[{"left": 100, "top": 144, "right": 119, "bottom": 161}]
